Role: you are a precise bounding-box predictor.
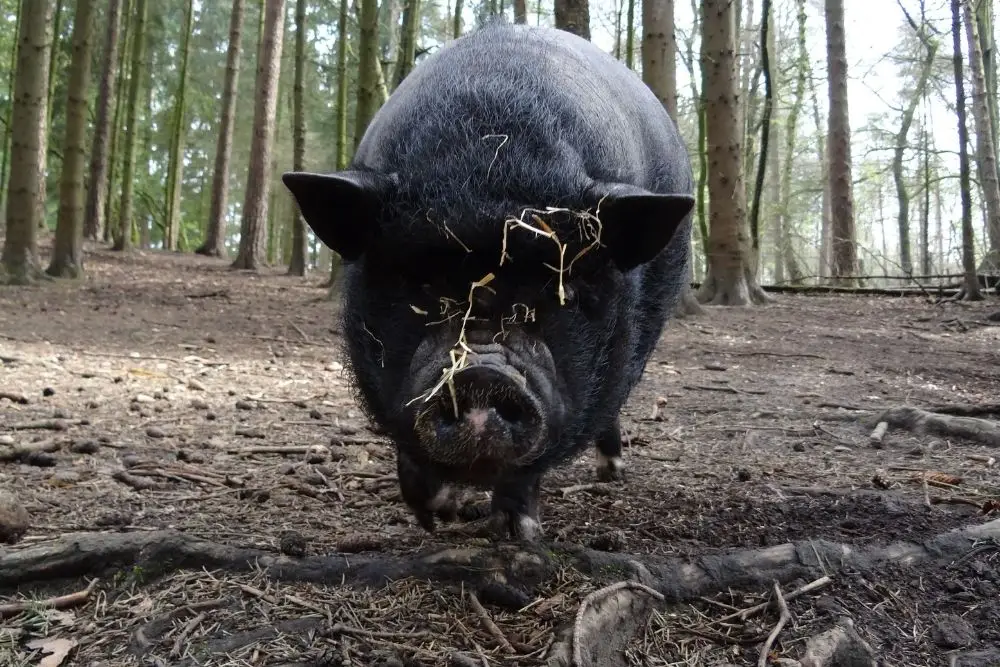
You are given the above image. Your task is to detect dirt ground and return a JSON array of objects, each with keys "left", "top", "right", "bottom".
[{"left": 1, "top": 245, "right": 999, "bottom": 667}]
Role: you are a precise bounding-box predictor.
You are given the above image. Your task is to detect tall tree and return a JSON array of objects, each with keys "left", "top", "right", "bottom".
[
  {"left": 323, "top": 0, "right": 351, "bottom": 290},
  {"left": 963, "top": 0, "right": 1000, "bottom": 268},
  {"left": 453, "top": 0, "right": 463, "bottom": 38},
  {"left": 164, "top": 0, "right": 196, "bottom": 251},
  {"left": 513, "top": 0, "right": 527, "bottom": 23},
  {"left": 952, "top": 0, "right": 983, "bottom": 300},
  {"left": 47, "top": 0, "right": 95, "bottom": 278},
  {"left": 1, "top": 0, "right": 54, "bottom": 283},
  {"left": 288, "top": 0, "right": 308, "bottom": 276},
  {"left": 197, "top": 0, "right": 245, "bottom": 258},
  {"left": 777, "top": 0, "right": 808, "bottom": 285},
  {"left": 641, "top": 0, "right": 676, "bottom": 118},
  {"left": 83, "top": 0, "right": 123, "bottom": 242},
  {"left": 394, "top": 0, "right": 421, "bottom": 87},
  {"left": 355, "top": 0, "right": 380, "bottom": 150},
  {"left": 111, "top": 0, "right": 148, "bottom": 251},
  {"left": 624, "top": 0, "right": 636, "bottom": 69},
  {"left": 824, "top": 0, "right": 858, "bottom": 284},
  {"left": 0, "top": 2, "right": 21, "bottom": 219},
  {"left": 104, "top": 0, "right": 132, "bottom": 244},
  {"left": 893, "top": 12, "right": 937, "bottom": 278},
  {"left": 748, "top": 0, "right": 774, "bottom": 273},
  {"left": 37, "top": 0, "right": 63, "bottom": 231},
  {"left": 554, "top": 0, "right": 590, "bottom": 39},
  {"left": 232, "top": 0, "right": 286, "bottom": 270},
  {"left": 697, "top": 0, "right": 768, "bottom": 304},
  {"left": 642, "top": 0, "right": 701, "bottom": 316}
]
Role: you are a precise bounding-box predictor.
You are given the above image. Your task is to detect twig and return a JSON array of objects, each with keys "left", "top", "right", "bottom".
[
  {"left": 869, "top": 421, "right": 889, "bottom": 446},
  {"left": 329, "top": 623, "right": 430, "bottom": 640},
  {"left": 468, "top": 590, "right": 515, "bottom": 654},
  {"left": 7, "top": 419, "right": 77, "bottom": 431},
  {"left": 558, "top": 483, "right": 614, "bottom": 497},
  {"left": 757, "top": 582, "right": 791, "bottom": 667},
  {"left": 169, "top": 611, "right": 206, "bottom": 659},
  {"left": 712, "top": 576, "right": 833, "bottom": 624},
  {"left": 0, "top": 578, "right": 99, "bottom": 618},
  {"left": 0, "top": 391, "right": 29, "bottom": 404}
]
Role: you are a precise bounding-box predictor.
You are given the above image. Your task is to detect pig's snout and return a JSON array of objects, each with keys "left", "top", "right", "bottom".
[{"left": 414, "top": 363, "right": 546, "bottom": 472}]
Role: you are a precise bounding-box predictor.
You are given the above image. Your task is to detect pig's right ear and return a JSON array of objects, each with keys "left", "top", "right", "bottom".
[{"left": 282, "top": 171, "right": 395, "bottom": 261}]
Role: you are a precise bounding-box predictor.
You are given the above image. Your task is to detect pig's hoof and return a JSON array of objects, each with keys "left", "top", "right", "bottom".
[
  {"left": 413, "top": 485, "right": 460, "bottom": 532},
  {"left": 595, "top": 452, "right": 625, "bottom": 482},
  {"left": 487, "top": 512, "right": 543, "bottom": 543}
]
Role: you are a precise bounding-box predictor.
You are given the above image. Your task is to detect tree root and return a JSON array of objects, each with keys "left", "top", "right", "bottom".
[
  {"left": 2, "top": 519, "right": 999, "bottom": 599},
  {"left": 877, "top": 406, "right": 1000, "bottom": 447},
  {"left": 798, "top": 619, "right": 877, "bottom": 667}
]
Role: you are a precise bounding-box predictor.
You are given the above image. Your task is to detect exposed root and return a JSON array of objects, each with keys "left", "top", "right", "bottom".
[
  {"left": 878, "top": 406, "right": 1000, "bottom": 447},
  {"left": 798, "top": 619, "right": 877, "bottom": 667},
  {"left": 756, "top": 582, "right": 791, "bottom": 667},
  {"left": 0, "top": 578, "right": 99, "bottom": 619},
  {"left": 567, "top": 581, "right": 664, "bottom": 667},
  {"left": 3, "top": 518, "right": 1000, "bottom": 604}
]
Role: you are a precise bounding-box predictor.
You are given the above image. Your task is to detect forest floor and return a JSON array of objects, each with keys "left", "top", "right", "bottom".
[{"left": 1, "top": 245, "right": 1000, "bottom": 667}]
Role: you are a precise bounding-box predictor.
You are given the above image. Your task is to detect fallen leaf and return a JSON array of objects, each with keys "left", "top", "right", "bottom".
[{"left": 26, "top": 637, "right": 77, "bottom": 667}]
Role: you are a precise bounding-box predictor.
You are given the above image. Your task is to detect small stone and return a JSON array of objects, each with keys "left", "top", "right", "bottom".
[
  {"left": 86, "top": 400, "right": 99, "bottom": 409},
  {"left": 326, "top": 362, "right": 344, "bottom": 372},
  {"left": 48, "top": 470, "right": 82, "bottom": 486},
  {"left": 793, "top": 442, "right": 806, "bottom": 452},
  {"left": 121, "top": 454, "right": 144, "bottom": 468},
  {"left": 134, "top": 394, "right": 155, "bottom": 403},
  {"left": 139, "top": 409, "right": 153, "bottom": 418},
  {"left": 309, "top": 409, "right": 323, "bottom": 420},
  {"left": 0, "top": 491, "right": 30, "bottom": 544},
  {"left": 190, "top": 398, "right": 209, "bottom": 410},
  {"left": 704, "top": 361, "right": 728, "bottom": 371},
  {"left": 587, "top": 530, "right": 626, "bottom": 552},
  {"left": 305, "top": 444, "right": 331, "bottom": 464},
  {"left": 42, "top": 387, "right": 55, "bottom": 397},
  {"left": 146, "top": 427, "right": 168, "bottom": 439},
  {"left": 206, "top": 412, "right": 217, "bottom": 421},
  {"left": 205, "top": 335, "right": 217, "bottom": 344},
  {"left": 235, "top": 427, "right": 265, "bottom": 439},
  {"left": 930, "top": 613, "right": 977, "bottom": 649},
  {"left": 0, "top": 435, "right": 14, "bottom": 446},
  {"left": 70, "top": 439, "right": 100, "bottom": 454},
  {"left": 235, "top": 399, "right": 255, "bottom": 410},
  {"left": 833, "top": 445, "right": 851, "bottom": 453},
  {"left": 153, "top": 392, "right": 164, "bottom": 400},
  {"left": 176, "top": 449, "right": 205, "bottom": 464},
  {"left": 278, "top": 530, "right": 308, "bottom": 558},
  {"left": 187, "top": 378, "right": 206, "bottom": 391},
  {"left": 339, "top": 423, "right": 359, "bottom": 436}
]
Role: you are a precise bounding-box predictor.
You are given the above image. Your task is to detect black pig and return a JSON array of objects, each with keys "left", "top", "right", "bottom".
[{"left": 283, "top": 20, "right": 695, "bottom": 541}]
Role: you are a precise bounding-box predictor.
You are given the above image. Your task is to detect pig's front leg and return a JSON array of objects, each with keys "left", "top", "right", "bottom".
[
  {"left": 489, "top": 474, "right": 544, "bottom": 543},
  {"left": 396, "top": 449, "right": 458, "bottom": 532}
]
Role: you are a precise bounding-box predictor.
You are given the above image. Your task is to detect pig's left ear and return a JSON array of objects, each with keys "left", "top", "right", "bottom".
[
  {"left": 595, "top": 186, "right": 696, "bottom": 272},
  {"left": 282, "top": 170, "right": 397, "bottom": 261}
]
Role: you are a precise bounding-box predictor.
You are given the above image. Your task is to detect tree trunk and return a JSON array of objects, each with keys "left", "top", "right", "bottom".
[
  {"left": 977, "top": 0, "right": 998, "bottom": 172},
  {"left": 920, "top": 116, "right": 932, "bottom": 275},
  {"left": 952, "top": 0, "right": 983, "bottom": 300},
  {"left": 554, "top": 0, "right": 590, "bottom": 40},
  {"left": 824, "top": 0, "right": 858, "bottom": 284},
  {"left": 46, "top": 0, "right": 94, "bottom": 279},
  {"left": 37, "top": 0, "right": 63, "bottom": 232},
  {"left": 0, "top": 2, "right": 22, "bottom": 222},
  {"left": 513, "top": 0, "right": 527, "bottom": 23},
  {"left": 111, "top": 0, "right": 148, "bottom": 252},
  {"left": 963, "top": 0, "right": 1000, "bottom": 270},
  {"left": 288, "top": 0, "right": 308, "bottom": 276},
  {"left": 808, "top": 70, "right": 831, "bottom": 281},
  {"left": 82, "top": 0, "right": 123, "bottom": 242},
  {"left": 164, "top": 0, "right": 195, "bottom": 252},
  {"left": 776, "top": 0, "right": 807, "bottom": 286},
  {"left": 1, "top": 0, "right": 54, "bottom": 284},
  {"left": 641, "top": 0, "right": 675, "bottom": 117},
  {"left": 641, "top": 0, "right": 700, "bottom": 317},
  {"left": 696, "top": 0, "right": 768, "bottom": 305},
  {"left": 324, "top": 0, "right": 351, "bottom": 292},
  {"left": 355, "top": 0, "right": 380, "bottom": 153},
  {"left": 892, "top": 30, "right": 937, "bottom": 278},
  {"left": 197, "top": 0, "right": 244, "bottom": 258},
  {"left": 748, "top": 0, "right": 773, "bottom": 264},
  {"left": 624, "top": 0, "right": 635, "bottom": 69},
  {"left": 231, "top": 0, "right": 286, "bottom": 271},
  {"left": 104, "top": 0, "right": 131, "bottom": 244},
  {"left": 394, "top": 0, "right": 420, "bottom": 88},
  {"left": 138, "top": 47, "right": 155, "bottom": 249},
  {"left": 452, "top": 0, "right": 463, "bottom": 39}
]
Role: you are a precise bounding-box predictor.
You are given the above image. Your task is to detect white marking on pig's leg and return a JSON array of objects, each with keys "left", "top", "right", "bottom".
[
  {"left": 515, "top": 514, "right": 542, "bottom": 543},
  {"left": 594, "top": 447, "right": 624, "bottom": 482},
  {"left": 427, "top": 484, "right": 455, "bottom": 512}
]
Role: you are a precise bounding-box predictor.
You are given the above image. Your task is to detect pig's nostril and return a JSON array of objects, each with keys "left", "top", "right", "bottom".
[{"left": 495, "top": 399, "right": 524, "bottom": 424}]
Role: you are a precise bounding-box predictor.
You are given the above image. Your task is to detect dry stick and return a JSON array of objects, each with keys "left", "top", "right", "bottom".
[
  {"left": 0, "top": 438, "right": 61, "bottom": 461},
  {"left": 7, "top": 419, "right": 77, "bottom": 431},
  {"left": 467, "top": 590, "right": 515, "bottom": 654},
  {"left": 0, "top": 391, "right": 29, "bottom": 404},
  {"left": 757, "top": 582, "right": 791, "bottom": 667},
  {"left": 869, "top": 421, "right": 889, "bottom": 445},
  {"left": 712, "top": 576, "right": 833, "bottom": 625},
  {"left": 329, "top": 623, "right": 430, "bottom": 641},
  {"left": 169, "top": 611, "right": 207, "bottom": 659},
  {"left": 0, "top": 578, "right": 99, "bottom": 618}
]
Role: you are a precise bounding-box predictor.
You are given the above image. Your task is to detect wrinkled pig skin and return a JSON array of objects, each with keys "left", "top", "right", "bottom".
[{"left": 283, "top": 19, "right": 695, "bottom": 541}]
